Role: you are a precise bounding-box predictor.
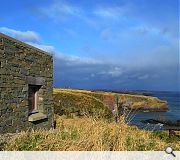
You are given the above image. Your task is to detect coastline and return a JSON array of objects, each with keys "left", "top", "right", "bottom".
[{"left": 53, "top": 88, "right": 169, "bottom": 114}]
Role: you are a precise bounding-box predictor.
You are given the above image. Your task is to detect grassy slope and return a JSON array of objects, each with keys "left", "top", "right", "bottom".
[
  {"left": 54, "top": 88, "right": 168, "bottom": 111},
  {"left": 4, "top": 115, "right": 180, "bottom": 151},
  {"left": 3, "top": 88, "right": 178, "bottom": 151},
  {"left": 53, "top": 90, "right": 113, "bottom": 119}
]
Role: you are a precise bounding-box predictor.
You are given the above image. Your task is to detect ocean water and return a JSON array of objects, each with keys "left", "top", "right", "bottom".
[{"left": 127, "top": 91, "right": 180, "bottom": 130}]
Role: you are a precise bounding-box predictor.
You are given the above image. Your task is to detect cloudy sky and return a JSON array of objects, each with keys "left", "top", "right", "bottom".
[{"left": 0, "top": 0, "right": 179, "bottom": 91}]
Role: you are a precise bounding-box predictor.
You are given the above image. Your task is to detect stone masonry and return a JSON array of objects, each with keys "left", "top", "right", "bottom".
[{"left": 0, "top": 33, "right": 54, "bottom": 133}]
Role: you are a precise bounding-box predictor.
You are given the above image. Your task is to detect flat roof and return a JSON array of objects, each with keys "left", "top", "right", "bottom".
[{"left": 0, "top": 32, "right": 52, "bottom": 57}]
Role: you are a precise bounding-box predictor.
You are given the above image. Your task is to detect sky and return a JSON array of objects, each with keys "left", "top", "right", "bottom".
[{"left": 0, "top": 0, "right": 179, "bottom": 91}]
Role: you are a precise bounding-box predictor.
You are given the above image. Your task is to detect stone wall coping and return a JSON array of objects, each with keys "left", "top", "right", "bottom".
[
  {"left": 26, "top": 76, "right": 45, "bottom": 85},
  {"left": 28, "top": 113, "right": 47, "bottom": 122},
  {"left": 0, "top": 32, "right": 53, "bottom": 57}
]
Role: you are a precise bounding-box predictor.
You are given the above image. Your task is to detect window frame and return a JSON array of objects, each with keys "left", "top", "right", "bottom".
[{"left": 28, "top": 85, "right": 41, "bottom": 114}]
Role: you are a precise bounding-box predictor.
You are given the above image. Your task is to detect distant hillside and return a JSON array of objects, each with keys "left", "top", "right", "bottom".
[{"left": 53, "top": 88, "right": 168, "bottom": 118}]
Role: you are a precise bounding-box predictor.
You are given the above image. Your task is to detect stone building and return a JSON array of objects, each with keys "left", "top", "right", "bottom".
[{"left": 0, "top": 33, "right": 54, "bottom": 133}]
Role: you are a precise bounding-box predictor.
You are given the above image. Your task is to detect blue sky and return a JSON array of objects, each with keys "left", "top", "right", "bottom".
[{"left": 0, "top": 0, "right": 179, "bottom": 91}]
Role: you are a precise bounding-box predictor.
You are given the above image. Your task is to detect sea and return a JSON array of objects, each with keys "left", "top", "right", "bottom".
[{"left": 127, "top": 91, "right": 180, "bottom": 130}]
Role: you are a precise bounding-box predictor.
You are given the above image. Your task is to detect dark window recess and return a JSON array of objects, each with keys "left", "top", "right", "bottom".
[{"left": 28, "top": 85, "right": 41, "bottom": 113}]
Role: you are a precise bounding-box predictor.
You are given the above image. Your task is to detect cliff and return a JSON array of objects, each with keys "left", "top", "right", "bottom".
[{"left": 53, "top": 88, "right": 168, "bottom": 118}]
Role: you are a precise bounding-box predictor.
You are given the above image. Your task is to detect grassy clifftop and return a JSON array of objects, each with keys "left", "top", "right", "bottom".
[
  {"left": 53, "top": 88, "right": 168, "bottom": 117},
  {"left": 53, "top": 90, "right": 113, "bottom": 119}
]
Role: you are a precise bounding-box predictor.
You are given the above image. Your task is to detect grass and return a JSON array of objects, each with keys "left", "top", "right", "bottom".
[
  {"left": 53, "top": 90, "right": 113, "bottom": 120},
  {"left": 4, "top": 115, "right": 180, "bottom": 151},
  {"left": 53, "top": 88, "right": 168, "bottom": 112},
  {"left": 1, "top": 88, "right": 177, "bottom": 151}
]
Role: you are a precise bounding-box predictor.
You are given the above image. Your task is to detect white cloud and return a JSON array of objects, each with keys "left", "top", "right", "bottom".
[
  {"left": 0, "top": 27, "right": 55, "bottom": 53},
  {"left": 39, "top": 1, "right": 82, "bottom": 20},
  {"left": 55, "top": 53, "right": 102, "bottom": 66},
  {"left": 130, "top": 25, "right": 160, "bottom": 35},
  {"left": 27, "top": 42, "right": 55, "bottom": 53},
  {"left": 0, "top": 27, "right": 39, "bottom": 42},
  {"left": 93, "top": 6, "right": 128, "bottom": 19},
  {"left": 38, "top": 1, "right": 101, "bottom": 28},
  {"left": 98, "top": 67, "right": 124, "bottom": 77},
  {"left": 108, "top": 67, "right": 124, "bottom": 77}
]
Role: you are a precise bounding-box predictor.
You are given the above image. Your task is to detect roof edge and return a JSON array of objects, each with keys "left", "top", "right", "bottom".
[{"left": 0, "top": 32, "right": 52, "bottom": 57}]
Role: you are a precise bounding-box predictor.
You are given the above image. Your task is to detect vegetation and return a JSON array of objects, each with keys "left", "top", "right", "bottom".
[
  {"left": 4, "top": 115, "right": 180, "bottom": 151},
  {"left": 1, "top": 88, "right": 176, "bottom": 151},
  {"left": 53, "top": 88, "right": 168, "bottom": 114},
  {"left": 53, "top": 91, "right": 113, "bottom": 120}
]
